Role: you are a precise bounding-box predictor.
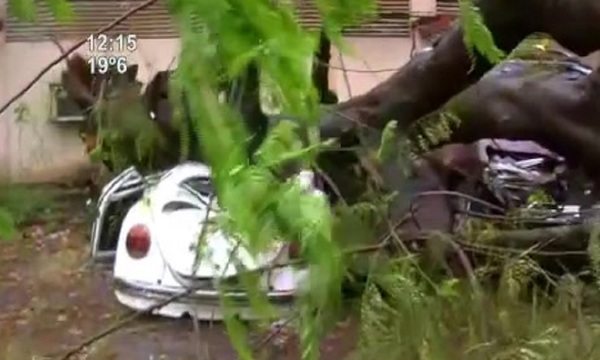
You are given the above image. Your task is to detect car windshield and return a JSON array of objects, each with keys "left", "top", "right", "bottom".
[{"left": 181, "top": 177, "right": 214, "bottom": 197}]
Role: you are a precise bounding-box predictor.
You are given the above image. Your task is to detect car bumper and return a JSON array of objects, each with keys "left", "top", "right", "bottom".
[{"left": 113, "top": 277, "right": 296, "bottom": 321}]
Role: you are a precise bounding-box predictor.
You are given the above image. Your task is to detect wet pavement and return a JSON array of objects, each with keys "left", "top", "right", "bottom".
[{"left": 0, "top": 197, "right": 357, "bottom": 360}]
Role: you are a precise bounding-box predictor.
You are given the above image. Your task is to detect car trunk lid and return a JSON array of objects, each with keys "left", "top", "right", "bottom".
[{"left": 148, "top": 166, "right": 284, "bottom": 279}]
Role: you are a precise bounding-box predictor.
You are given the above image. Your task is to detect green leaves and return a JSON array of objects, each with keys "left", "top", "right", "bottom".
[
  {"left": 45, "top": 0, "right": 74, "bottom": 22},
  {"left": 314, "top": 0, "right": 377, "bottom": 49},
  {"left": 167, "top": 3, "right": 344, "bottom": 356},
  {"left": 458, "top": 0, "right": 505, "bottom": 65},
  {"left": 8, "top": 0, "right": 36, "bottom": 21},
  {"left": 255, "top": 120, "right": 304, "bottom": 165},
  {"left": 8, "top": 0, "right": 73, "bottom": 22},
  {"left": 376, "top": 120, "right": 398, "bottom": 164},
  {"left": 166, "top": 2, "right": 352, "bottom": 355}
]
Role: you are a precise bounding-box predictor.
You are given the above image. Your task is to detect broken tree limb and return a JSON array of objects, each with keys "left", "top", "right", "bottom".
[
  {"left": 460, "top": 223, "right": 592, "bottom": 254},
  {"left": 400, "top": 223, "right": 592, "bottom": 257},
  {"left": 320, "top": 26, "right": 484, "bottom": 138},
  {"left": 320, "top": 0, "right": 600, "bottom": 139}
]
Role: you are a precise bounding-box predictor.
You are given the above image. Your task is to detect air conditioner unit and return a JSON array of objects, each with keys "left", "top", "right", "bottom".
[{"left": 49, "top": 83, "right": 86, "bottom": 123}]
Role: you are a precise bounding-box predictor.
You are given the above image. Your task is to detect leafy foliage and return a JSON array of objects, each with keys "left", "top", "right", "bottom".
[
  {"left": 89, "top": 90, "right": 169, "bottom": 172},
  {"left": 458, "top": 0, "right": 505, "bottom": 65},
  {"left": 163, "top": 1, "right": 377, "bottom": 357},
  {"left": 8, "top": 0, "right": 73, "bottom": 22}
]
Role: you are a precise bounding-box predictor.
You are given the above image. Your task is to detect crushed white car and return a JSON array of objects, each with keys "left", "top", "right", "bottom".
[{"left": 90, "top": 162, "right": 319, "bottom": 320}]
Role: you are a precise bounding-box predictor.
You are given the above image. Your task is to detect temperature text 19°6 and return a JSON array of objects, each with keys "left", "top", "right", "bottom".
[{"left": 87, "top": 56, "right": 129, "bottom": 75}]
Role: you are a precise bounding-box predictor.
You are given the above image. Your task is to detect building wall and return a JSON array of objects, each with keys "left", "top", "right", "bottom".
[
  {"left": 0, "top": 0, "right": 435, "bottom": 183},
  {"left": 330, "top": 37, "right": 416, "bottom": 101},
  {"left": 0, "top": 0, "right": 8, "bottom": 181}
]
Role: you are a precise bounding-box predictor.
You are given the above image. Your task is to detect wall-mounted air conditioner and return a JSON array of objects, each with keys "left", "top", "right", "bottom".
[{"left": 49, "top": 83, "right": 86, "bottom": 123}]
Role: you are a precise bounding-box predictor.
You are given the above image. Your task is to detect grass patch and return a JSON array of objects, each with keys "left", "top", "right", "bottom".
[{"left": 0, "top": 184, "right": 62, "bottom": 226}]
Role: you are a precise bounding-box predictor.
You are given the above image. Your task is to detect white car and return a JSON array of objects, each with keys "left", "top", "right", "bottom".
[{"left": 90, "top": 162, "right": 319, "bottom": 320}]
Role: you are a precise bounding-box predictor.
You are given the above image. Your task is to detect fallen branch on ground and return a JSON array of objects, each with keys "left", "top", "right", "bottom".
[{"left": 398, "top": 223, "right": 593, "bottom": 258}]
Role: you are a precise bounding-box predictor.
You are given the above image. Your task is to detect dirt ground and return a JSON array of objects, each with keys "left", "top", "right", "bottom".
[{"left": 0, "top": 189, "right": 357, "bottom": 360}]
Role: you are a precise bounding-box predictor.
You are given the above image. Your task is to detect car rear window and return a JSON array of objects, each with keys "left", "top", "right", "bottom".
[{"left": 181, "top": 177, "right": 215, "bottom": 197}]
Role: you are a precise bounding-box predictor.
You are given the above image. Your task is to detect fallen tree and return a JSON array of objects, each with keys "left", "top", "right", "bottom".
[
  {"left": 54, "top": 0, "right": 600, "bottom": 282},
  {"left": 321, "top": 0, "right": 600, "bottom": 180}
]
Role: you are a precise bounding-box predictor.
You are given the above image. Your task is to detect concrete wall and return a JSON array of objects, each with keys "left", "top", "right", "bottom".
[
  {"left": 0, "top": 0, "right": 7, "bottom": 181},
  {"left": 330, "top": 37, "right": 415, "bottom": 101}
]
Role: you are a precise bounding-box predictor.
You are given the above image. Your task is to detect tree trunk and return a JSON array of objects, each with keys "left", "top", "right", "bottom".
[{"left": 312, "top": 31, "right": 339, "bottom": 105}]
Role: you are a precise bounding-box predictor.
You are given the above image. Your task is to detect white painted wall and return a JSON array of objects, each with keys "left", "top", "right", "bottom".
[
  {"left": 411, "top": 0, "right": 437, "bottom": 16},
  {"left": 0, "top": 0, "right": 8, "bottom": 181},
  {"left": 330, "top": 37, "right": 415, "bottom": 101}
]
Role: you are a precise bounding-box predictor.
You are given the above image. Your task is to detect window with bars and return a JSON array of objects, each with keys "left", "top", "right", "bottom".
[
  {"left": 437, "top": 0, "right": 459, "bottom": 15},
  {"left": 6, "top": 0, "right": 412, "bottom": 42},
  {"left": 5, "top": 0, "right": 176, "bottom": 42},
  {"left": 49, "top": 83, "right": 86, "bottom": 123},
  {"left": 296, "top": 0, "right": 411, "bottom": 37}
]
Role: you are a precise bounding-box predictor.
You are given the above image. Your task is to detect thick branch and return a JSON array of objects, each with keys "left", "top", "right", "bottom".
[
  {"left": 320, "top": 0, "right": 600, "bottom": 138},
  {"left": 465, "top": 223, "right": 592, "bottom": 253}
]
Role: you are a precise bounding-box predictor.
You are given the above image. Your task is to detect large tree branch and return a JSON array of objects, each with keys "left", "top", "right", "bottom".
[
  {"left": 462, "top": 223, "right": 592, "bottom": 253},
  {"left": 320, "top": 0, "right": 600, "bottom": 139}
]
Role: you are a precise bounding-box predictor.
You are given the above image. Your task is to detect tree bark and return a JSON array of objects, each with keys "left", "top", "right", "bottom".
[
  {"left": 312, "top": 31, "right": 339, "bottom": 105},
  {"left": 320, "top": 0, "right": 600, "bottom": 139}
]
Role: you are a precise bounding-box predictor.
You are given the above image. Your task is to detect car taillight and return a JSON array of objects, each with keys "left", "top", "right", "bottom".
[
  {"left": 126, "top": 224, "right": 151, "bottom": 259},
  {"left": 288, "top": 242, "right": 301, "bottom": 259}
]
